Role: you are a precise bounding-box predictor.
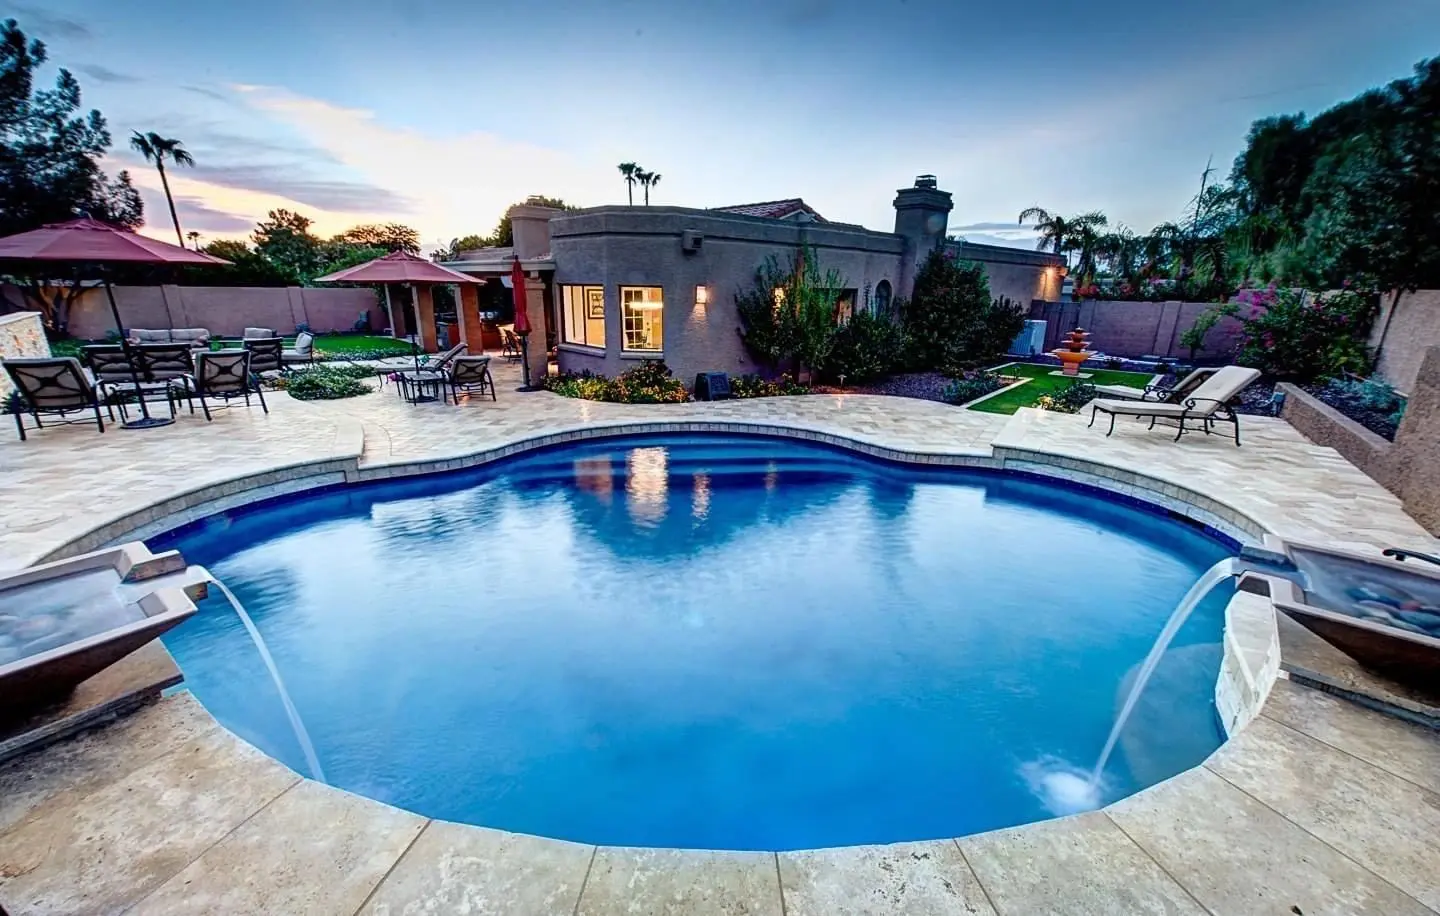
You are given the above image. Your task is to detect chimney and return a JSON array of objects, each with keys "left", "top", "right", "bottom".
[{"left": 893, "top": 175, "right": 953, "bottom": 298}]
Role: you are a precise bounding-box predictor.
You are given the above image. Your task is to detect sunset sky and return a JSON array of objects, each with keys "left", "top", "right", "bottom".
[{"left": 12, "top": 0, "right": 1439, "bottom": 251}]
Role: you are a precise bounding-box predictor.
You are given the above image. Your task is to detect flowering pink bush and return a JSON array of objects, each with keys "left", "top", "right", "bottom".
[{"left": 1226, "top": 287, "right": 1376, "bottom": 381}]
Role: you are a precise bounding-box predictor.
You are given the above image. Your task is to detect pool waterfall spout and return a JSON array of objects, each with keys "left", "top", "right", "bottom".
[
  {"left": 190, "top": 566, "right": 327, "bottom": 784},
  {"left": 1089, "top": 549, "right": 1307, "bottom": 789}
]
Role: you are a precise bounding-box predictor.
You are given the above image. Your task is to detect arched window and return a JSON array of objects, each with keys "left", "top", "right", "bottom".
[{"left": 874, "top": 280, "right": 893, "bottom": 316}]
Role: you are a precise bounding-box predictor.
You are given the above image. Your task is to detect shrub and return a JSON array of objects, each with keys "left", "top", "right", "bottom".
[
  {"left": 904, "top": 251, "right": 1025, "bottom": 373},
  {"left": 825, "top": 310, "right": 906, "bottom": 383},
  {"left": 1318, "top": 376, "right": 1407, "bottom": 438},
  {"left": 736, "top": 247, "right": 845, "bottom": 379},
  {"left": 541, "top": 361, "right": 691, "bottom": 404},
  {"left": 606, "top": 360, "right": 690, "bottom": 403},
  {"left": 730, "top": 373, "right": 808, "bottom": 398},
  {"left": 1036, "top": 381, "right": 1098, "bottom": 414},
  {"left": 942, "top": 370, "right": 1004, "bottom": 405},
  {"left": 542, "top": 370, "right": 610, "bottom": 400},
  {"left": 277, "top": 365, "right": 374, "bottom": 400},
  {"left": 1188, "top": 287, "right": 1377, "bottom": 382}
]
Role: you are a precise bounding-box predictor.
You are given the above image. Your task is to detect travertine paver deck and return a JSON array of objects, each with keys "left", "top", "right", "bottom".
[{"left": 1, "top": 368, "right": 1437, "bottom": 915}]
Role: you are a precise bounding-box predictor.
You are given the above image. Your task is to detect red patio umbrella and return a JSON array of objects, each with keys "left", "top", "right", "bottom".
[
  {"left": 0, "top": 217, "right": 231, "bottom": 429},
  {"left": 509, "top": 256, "right": 535, "bottom": 389}
]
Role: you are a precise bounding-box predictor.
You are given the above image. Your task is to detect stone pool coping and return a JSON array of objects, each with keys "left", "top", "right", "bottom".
[{"left": 2, "top": 412, "right": 1437, "bottom": 914}]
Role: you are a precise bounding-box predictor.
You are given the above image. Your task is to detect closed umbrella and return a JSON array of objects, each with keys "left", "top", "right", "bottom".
[
  {"left": 510, "top": 256, "right": 534, "bottom": 390},
  {"left": 0, "top": 217, "right": 230, "bottom": 429}
]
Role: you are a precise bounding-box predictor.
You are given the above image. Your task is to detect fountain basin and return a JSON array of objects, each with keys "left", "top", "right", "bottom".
[
  {"left": 0, "top": 543, "right": 201, "bottom": 720},
  {"left": 1245, "top": 536, "right": 1440, "bottom": 689}
]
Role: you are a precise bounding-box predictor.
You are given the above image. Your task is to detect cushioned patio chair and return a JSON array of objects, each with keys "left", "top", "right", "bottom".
[
  {"left": 1088, "top": 366, "right": 1262, "bottom": 445},
  {"left": 193, "top": 350, "right": 268, "bottom": 420},
  {"left": 244, "top": 336, "right": 284, "bottom": 376},
  {"left": 448, "top": 355, "right": 496, "bottom": 402},
  {"left": 3, "top": 357, "right": 107, "bottom": 441},
  {"left": 1093, "top": 367, "right": 1217, "bottom": 403},
  {"left": 282, "top": 331, "right": 316, "bottom": 367},
  {"left": 81, "top": 344, "right": 137, "bottom": 389}
]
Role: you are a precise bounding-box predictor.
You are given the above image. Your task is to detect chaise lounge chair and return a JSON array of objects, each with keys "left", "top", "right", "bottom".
[
  {"left": 3, "top": 357, "right": 108, "bottom": 441},
  {"left": 1088, "top": 365, "right": 1262, "bottom": 445},
  {"left": 448, "top": 355, "right": 496, "bottom": 402},
  {"left": 1092, "top": 367, "right": 1217, "bottom": 403}
]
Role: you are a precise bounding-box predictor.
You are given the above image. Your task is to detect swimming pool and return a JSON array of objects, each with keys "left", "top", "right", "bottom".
[{"left": 154, "top": 434, "right": 1235, "bottom": 851}]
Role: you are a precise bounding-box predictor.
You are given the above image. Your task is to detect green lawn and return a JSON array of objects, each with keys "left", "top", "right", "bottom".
[
  {"left": 310, "top": 334, "right": 418, "bottom": 359},
  {"left": 967, "top": 361, "right": 1155, "bottom": 415}
]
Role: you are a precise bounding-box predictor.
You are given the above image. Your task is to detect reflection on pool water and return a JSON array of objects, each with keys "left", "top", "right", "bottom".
[{"left": 154, "top": 435, "right": 1235, "bottom": 851}]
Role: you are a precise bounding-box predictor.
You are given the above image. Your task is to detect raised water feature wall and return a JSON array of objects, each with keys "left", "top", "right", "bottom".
[
  {"left": 0, "top": 311, "right": 48, "bottom": 402},
  {"left": 1281, "top": 345, "right": 1440, "bottom": 535}
]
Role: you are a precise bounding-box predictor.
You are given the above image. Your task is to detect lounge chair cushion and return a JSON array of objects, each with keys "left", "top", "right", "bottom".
[
  {"left": 1095, "top": 366, "right": 1260, "bottom": 418},
  {"left": 294, "top": 331, "right": 314, "bottom": 353},
  {"left": 243, "top": 327, "right": 277, "bottom": 339},
  {"left": 1092, "top": 384, "right": 1147, "bottom": 401}
]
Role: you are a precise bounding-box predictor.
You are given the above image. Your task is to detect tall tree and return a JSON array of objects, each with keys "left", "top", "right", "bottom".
[
  {"left": 252, "top": 208, "right": 321, "bottom": 279},
  {"left": 129, "top": 131, "right": 194, "bottom": 246},
  {"left": 0, "top": 19, "right": 143, "bottom": 329},
  {"left": 185, "top": 230, "right": 200, "bottom": 249},
  {"left": 1018, "top": 208, "right": 1107, "bottom": 281},
  {"left": 331, "top": 222, "right": 420, "bottom": 253},
  {"left": 617, "top": 161, "right": 639, "bottom": 205}
]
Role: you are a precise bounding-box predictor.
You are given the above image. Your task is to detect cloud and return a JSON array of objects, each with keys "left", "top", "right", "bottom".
[
  {"left": 137, "top": 188, "right": 255, "bottom": 234},
  {"left": 951, "top": 220, "right": 1031, "bottom": 233},
  {"left": 0, "top": 2, "right": 90, "bottom": 40},
  {"left": 957, "top": 232, "right": 1044, "bottom": 251},
  {"left": 187, "top": 164, "right": 412, "bottom": 213},
  {"left": 182, "top": 85, "right": 233, "bottom": 103},
  {"left": 76, "top": 64, "right": 139, "bottom": 84},
  {"left": 230, "top": 86, "right": 610, "bottom": 239}
]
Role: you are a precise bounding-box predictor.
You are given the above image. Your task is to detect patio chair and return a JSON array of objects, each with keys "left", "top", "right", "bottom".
[
  {"left": 1088, "top": 366, "right": 1262, "bottom": 445},
  {"left": 501, "top": 328, "right": 522, "bottom": 361},
  {"left": 193, "top": 350, "right": 268, "bottom": 421},
  {"left": 135, "top": 343, "right": 200, "bottom": 413},
  {"left": 244, "top": 336, "right": 284, "bottom": 376},
  {"left": 3, "top": 357, "right": 107, "bottom": 441},
  {"left": 424, "top": 343, "right": 466, "bottom": 373},
  {"left": 282, "top": 331, "right": 316, "bottom": 367},
  {"left": 448, "top": 355, "right": 496, "bottom": 402},
  {"left": 81, "top": 344, "right": 137, "bottom": 389},
  {"left": 1093, "top": 367, "right": 1217, "bottom": 403}
]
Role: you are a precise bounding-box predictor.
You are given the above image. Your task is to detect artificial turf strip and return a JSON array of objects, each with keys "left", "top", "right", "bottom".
[{"left": 966, "top": 362, "right": 1155, "bottom": 415}]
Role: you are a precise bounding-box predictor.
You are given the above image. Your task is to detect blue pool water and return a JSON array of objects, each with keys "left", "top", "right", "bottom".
[{"left": 154, "top": 435, "right": 1235, "bottom": 851}]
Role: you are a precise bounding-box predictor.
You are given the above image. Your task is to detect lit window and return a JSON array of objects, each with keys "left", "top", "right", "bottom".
[
  {"left": 561, "top": 285, "right": 605, "bottom": 347},
  {"left": 620, "top": 286, "right": 664, "bottom": 352}
]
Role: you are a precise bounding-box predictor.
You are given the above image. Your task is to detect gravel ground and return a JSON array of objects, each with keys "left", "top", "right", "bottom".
[{"left": 845, "top": 372, "right": 954, "bottom": 403}]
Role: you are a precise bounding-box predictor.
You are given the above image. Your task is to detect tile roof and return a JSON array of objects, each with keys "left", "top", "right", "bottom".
[{"left": 712, "top": 198, "right": 826, "bottom": 222}]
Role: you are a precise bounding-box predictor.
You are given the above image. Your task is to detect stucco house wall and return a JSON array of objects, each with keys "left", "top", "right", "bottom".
[
  {"left": 550, "top": 207, "right": 904, "bottom": 380},
  {"left": 947, "top": 241, "right": 1063, "bottom": 306}
]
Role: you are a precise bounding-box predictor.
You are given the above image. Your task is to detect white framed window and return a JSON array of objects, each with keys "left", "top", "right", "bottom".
[
  {"left": 620, "top": 286, "right": 664, "bottom": 352},
  {"left": 560, "top": 285, "right": 605, "bottom": 347}
]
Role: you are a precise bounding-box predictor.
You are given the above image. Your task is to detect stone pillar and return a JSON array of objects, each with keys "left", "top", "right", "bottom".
[
  {"left": 458, "top": 283, "right": 486, "bottom": 354},
  {"left": 523, "top": 274, "right": 547, "bottom": 385},
  {"left": 414, "top": 284, "right": 438, "bottom": 352}
]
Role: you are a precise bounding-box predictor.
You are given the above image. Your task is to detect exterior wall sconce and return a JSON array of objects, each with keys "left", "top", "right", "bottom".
[{"left": 694, "top": 285, "right": 709, "bottom": 308}]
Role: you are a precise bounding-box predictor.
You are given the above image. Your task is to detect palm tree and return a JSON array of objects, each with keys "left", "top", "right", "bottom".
[
  {"left": 1018, "top": 208, "right": 1108, "bottom": 282},
  {"left": 636, "top": 169, "right": 662, "bottom": 205},
  {"left": 185, "top": 230, "right": 201, "bottom": 250},
  {"left": 617, "top": 162, "right": 639, "bottom": 205},
  {"left": 130, "top": 131, "right": 195, "bottom": 246}
]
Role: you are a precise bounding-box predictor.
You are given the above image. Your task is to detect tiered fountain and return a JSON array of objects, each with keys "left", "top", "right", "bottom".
[{"left": 1051, "top": 327, "right": 1094, "bottom": 377}]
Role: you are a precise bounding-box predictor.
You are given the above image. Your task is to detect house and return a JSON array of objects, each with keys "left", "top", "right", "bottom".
[{"left": 441, "top": 176, "right": 1064, "bottom": 384}]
